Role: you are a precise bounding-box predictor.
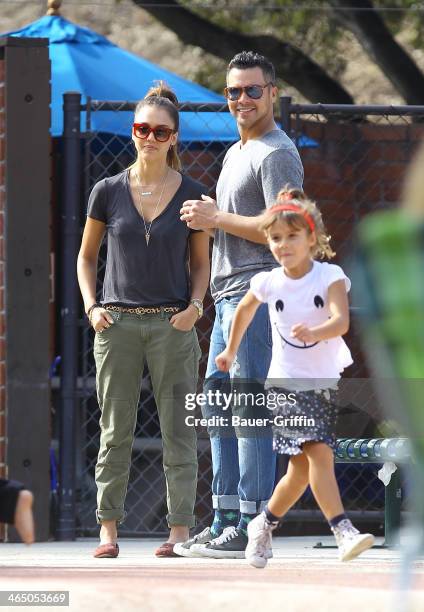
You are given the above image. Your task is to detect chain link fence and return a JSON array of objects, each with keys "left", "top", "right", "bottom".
[{"left": 69, "top": 98, "right": 424, "bottom": 536}]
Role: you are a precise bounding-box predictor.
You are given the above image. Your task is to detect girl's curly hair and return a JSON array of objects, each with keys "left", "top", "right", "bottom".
[{"left": 259, "top": 186, "right": 335, "bottom": 260}]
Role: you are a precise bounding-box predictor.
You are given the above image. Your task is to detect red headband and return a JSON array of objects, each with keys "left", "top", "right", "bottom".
[{"left": 268, "top": 203, "right": 315, "bottom": 232}]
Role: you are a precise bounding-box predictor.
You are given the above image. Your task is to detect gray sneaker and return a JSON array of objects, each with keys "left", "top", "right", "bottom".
[
  {"left": 193, "top": 525, "right": 274, "bottom": 560},
  {"left": 191, "top": 526, "right": 247, "bottom": 559},
  {"left": 173, "top": 527, "right": 213, "bottom": 558}
]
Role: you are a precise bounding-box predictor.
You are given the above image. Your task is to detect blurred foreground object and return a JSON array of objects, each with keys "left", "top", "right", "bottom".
[{"left": 355, "top": 142, "right": 424, "bottom": 610}]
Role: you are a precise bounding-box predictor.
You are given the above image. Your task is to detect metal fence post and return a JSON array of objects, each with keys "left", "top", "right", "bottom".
[
  {"left": 57, "top": 91, "right": 82, "bottom": 541},
  {"left": 279, "top": 96, "right": 292, "bottom": 136},
  {"left": 384, "top": 468, "right": 402, "bottom": 547}
]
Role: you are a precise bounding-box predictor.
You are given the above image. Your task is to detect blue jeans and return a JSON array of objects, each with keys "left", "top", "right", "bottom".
[{"left": 203, "top": 296, "right": 277, "bottom": 514}]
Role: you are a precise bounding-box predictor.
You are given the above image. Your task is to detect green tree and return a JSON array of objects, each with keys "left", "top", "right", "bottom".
[{"left": 129, "top": 0, "right": 424, "bottom": 103}]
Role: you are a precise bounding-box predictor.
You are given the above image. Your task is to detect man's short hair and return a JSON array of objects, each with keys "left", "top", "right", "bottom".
[{"left": 227, "top": 51, "right": 276, "bottom": 84}]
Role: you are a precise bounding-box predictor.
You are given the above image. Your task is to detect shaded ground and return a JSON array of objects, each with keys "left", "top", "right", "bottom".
[{"left": 1, "top": 536, "right": 423, "bottom": 611}]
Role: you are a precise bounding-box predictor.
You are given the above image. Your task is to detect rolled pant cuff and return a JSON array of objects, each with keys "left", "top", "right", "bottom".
[
  {"left": 96, "top": 509, "right": 126, "bottom": 525},
  {"left": 167, "top": 513, "right": 196, "bottom": 528},
  {"left": 212, "top": 494, "right": 240, "bottom": 510},
  {"left": 239, "top": 500, "right": 270, "bottom": 514}
]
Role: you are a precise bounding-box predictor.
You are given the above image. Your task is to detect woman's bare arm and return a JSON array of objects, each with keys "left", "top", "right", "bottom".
[
  {"left": 169, "top": 230, "right": 210, "bottom": 331},
  {"left": 77, "top": 217, "right": 106, "bottom": 314},
  {"left": 188, "top": 230, "right": 210, "bottom": 304}
]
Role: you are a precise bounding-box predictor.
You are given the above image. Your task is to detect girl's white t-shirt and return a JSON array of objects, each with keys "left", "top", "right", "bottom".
[{"left": 250, "top": 261, "right": 353, "bottom": 389}]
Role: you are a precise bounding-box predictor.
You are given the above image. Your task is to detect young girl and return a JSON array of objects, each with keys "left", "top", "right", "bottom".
[{"left": 215, "top": 187, "right": 374, "bottom": 568}]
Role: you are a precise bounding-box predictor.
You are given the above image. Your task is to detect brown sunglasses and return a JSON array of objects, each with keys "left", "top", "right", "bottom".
[{"left": 133, "top": 123, "right": 176, "bottom": 142}]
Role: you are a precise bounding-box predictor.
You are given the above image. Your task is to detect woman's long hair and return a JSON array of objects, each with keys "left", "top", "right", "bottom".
[{"left": 132, "top": 81, "right": 181, "bottom": 171}]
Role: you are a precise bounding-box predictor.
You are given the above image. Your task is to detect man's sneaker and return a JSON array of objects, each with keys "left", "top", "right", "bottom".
[
  {"left": 191, "top": 526, "right": 248, "bottom": 559},
  {"left": 173, "top": 527, "right": 213, "bottom": 558},
  {"left": 245, "top": 511, "right": 277, "bottom": 569},
  {"left": 332, "top": 519, "right": 375, "bottom": 562}
]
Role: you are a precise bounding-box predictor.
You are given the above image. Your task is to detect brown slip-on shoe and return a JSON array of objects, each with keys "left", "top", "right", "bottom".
[
  {"left": 154, "top": 542, "right": 179, "bottom": 557},
  {"left": 93, "top": 543, "right": 119, "bottom": 558}
]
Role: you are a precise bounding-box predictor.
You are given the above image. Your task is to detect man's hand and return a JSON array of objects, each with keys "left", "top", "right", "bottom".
[{"left": 180, "top": 194, "right": 219, "bottom": 230}]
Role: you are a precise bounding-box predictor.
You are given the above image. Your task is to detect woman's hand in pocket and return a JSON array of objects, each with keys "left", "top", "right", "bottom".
[
  {"left": 169, "top": 306, "right": 198, "bottom": 332},
  {"left": 92, "top": 308, "right": 114, "bottom": 333}
]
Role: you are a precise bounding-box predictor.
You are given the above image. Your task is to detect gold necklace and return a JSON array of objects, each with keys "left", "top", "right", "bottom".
[{"left": 134, "top": 168, "right": 169, "bottom": 246}]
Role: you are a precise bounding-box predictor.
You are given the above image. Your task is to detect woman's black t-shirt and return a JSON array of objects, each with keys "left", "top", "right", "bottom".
[{"left": 87, "top": 170, "right": 206, "bottom": 307}]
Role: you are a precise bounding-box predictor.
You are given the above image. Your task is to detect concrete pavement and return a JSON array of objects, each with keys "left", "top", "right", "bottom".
[{"left": 1, "top": 536, "right": 423, "bottom": 612}]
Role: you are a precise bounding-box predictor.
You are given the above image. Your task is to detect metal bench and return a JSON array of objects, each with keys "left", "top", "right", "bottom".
[{"left": 334, "top": 438, "right": 411, "bottom": 547}]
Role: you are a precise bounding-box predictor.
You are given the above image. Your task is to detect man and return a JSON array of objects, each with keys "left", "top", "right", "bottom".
[{"left": 177, "top": 51, "right": 304, "bottom": 558}]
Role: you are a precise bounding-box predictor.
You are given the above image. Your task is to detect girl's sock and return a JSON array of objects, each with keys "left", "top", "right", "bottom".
[
  {"left": 210, "top": 509, "right": 239, "bottom": 538},
  {"left": 264, "top": 506, "right": 282, "bottom": 526},
  {"left": 328, "top": 513, "right": 348, "bottom": 529}
]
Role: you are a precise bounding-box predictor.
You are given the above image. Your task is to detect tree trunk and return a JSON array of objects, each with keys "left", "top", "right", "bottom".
[
  {"left": 329, "top": 0, "right": 424, "bottom": 104},
  {"left": 132, "top": 0, "right": 354, "bottom": 104}
]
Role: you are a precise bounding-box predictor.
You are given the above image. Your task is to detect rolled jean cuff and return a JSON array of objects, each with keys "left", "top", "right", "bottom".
[
  {"left": 239, "top": 499, "right": 270, "bottom": 514},
  {"left": 212, "top": 494, "right": 240, "bottom": 510},
  {"left": 167, "top": 513, "right": 196, "bottom": 528},
  {"left": 96, "top": 508, "right": 126, "bottom": 525}
]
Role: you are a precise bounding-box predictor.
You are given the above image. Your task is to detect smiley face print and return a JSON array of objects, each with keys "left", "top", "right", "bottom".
[{"left": 273, "top": 294, "right": 326, "bottom": 349}]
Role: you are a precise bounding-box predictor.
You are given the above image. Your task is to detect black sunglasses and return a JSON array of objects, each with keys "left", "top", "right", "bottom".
[{"left": 224, "top": 82, "right": 274, "bottom": 101}]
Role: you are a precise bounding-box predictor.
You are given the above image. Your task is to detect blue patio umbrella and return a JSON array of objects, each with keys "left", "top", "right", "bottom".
[
  {"left": 3, "top": 14, "right": 237, "bottom": 142},
  {"left": 3, "top": 14, "right": 317, "bottom": 147}
]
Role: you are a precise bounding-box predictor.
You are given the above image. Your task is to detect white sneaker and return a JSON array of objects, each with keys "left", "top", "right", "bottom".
[
  {"left": 173, "top": 527, "right": 213, "bottom": 558},
  {"left": 245, "top": 512, "right": 277, "bottom": 569},
  {"left": 332, "top": 519, "right": 375, "bottom": 562}
]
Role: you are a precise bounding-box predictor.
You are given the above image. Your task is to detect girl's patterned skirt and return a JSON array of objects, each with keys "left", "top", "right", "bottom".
[{"left": 267, "top": 387, "right": 339, "bottom": 455}]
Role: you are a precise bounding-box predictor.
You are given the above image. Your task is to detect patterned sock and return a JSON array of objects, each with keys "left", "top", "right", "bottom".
[
  {"left": 328, "top": 513, "right": 348, "bottom": 529},
  {"left": 237, "top": 512, "right": 255, "bottom": 536},
  {"left": 210, "top": 509, "right": 239, "bottom": 538},
  {"left": 264, "top": 506, "right": 281, "bottom": 526}
]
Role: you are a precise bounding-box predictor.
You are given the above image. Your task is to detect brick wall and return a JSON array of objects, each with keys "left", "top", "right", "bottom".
[
  {"left": 181, "top": 148, "right": 222, "bottom": 192},
  {"left": 300, "top": 119, "right": 424, "bottom": 251},
  {"left": 0, "top": 54, "right": 5, "bottom": 541},
  {"left": 297, "top": 118, "right": 424, "bottom": 378}
]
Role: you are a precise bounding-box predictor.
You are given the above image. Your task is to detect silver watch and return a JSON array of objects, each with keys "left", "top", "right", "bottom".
[{"left": 190, "top": 299, "right": 203, "bottom": 319}]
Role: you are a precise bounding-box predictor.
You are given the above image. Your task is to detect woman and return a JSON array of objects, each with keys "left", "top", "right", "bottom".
[{"left": 77, "top": 82, "right": 210, "bottom": 558}]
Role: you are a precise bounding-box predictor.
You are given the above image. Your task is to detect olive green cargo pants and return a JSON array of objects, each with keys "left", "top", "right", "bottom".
[{"left": 93, "top": 308, "right": 201, "bottom": 528}]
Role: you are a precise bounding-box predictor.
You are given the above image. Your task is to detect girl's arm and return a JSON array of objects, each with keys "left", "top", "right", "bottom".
[
  {"left": 169, "top": 230, "right": 210, "bottom": 331},
  {"left": 291, "top": 279, "right": 350, "bottom": 343},
  {"left": 215, "top": 291, "right": 263, "bottom": 371},
  {"left": 77, "top": 218, "right": 114, "bottom": 328}
]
